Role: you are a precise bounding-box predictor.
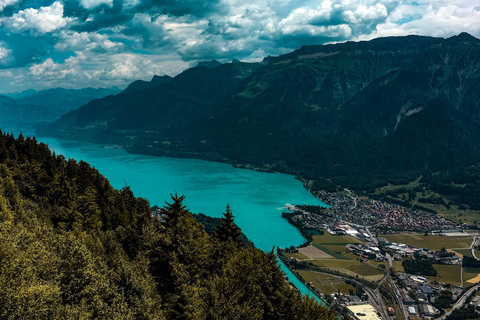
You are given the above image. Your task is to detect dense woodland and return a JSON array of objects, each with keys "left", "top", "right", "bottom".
[
  {"left": 0, "top": 130, "right": 333, "bottom": 319},
  {"left": 401, "top": 258, "right": 437, "bottom": 276}
]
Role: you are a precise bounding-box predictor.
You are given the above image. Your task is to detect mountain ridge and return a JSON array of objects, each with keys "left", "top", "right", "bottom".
[{"left": 38, "top": 33, "right": 480, "bottom": 193}]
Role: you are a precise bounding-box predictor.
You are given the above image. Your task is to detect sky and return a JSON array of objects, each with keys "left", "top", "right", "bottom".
[{"left": 0, "top": 0, "right": 479, "bottom": 93}]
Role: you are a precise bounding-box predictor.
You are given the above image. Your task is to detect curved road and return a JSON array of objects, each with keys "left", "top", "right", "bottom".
[
  {"left": 438, "top": 284, "right": 480, "bottom": 320},
  {"left": 471, "top": 237, "right": 479, "bottom": 261}
]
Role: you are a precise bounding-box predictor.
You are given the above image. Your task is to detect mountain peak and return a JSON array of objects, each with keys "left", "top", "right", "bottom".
[
  {"left": 448, "top": 32, "right": 480, "bottom": 43},
  {"left": 196, "top": 60, "right": 222, "bottom": 69}
]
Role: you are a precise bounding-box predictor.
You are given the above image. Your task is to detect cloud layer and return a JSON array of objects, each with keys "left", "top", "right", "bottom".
[{"left": 0, "top": 0, "right": 479, "bottom": 92}]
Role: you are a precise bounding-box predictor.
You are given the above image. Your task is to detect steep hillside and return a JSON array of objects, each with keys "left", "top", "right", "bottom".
[
  {"left": 39, "top": 33, "right": 480, "bottom": 191},
  {"left": 0, "top": 131, "right": 331, "bottom": 319}
]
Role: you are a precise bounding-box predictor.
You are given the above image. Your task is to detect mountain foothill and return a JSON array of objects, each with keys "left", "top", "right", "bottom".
[{"left": 38, "top": 33, "right": 480, "bottom": 209}]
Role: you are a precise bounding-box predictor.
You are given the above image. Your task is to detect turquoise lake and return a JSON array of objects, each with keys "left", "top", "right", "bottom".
[{"left": 2, "top": 125, "right": 327, "bottom": 302}]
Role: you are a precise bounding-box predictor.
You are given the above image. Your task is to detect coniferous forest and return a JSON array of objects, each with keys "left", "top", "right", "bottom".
[{"left": 0, "top": 130, "right": 333, "bottom": 319}]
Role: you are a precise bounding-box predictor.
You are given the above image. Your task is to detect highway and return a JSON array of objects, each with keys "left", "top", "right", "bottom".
[
  {"left": 438, "top": 284, "right": 480, "bottom": 319},
  {"left": 471, "top": 236, "right": 479, "bottom": 261}
]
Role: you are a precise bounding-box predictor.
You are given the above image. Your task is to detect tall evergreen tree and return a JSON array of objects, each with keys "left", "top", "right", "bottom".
[
  {"left": 161, "top": 193, "right": 188, "bottom": 228},
  {"left": 214, "top": 204, "right": 242, "bottom": 245}
]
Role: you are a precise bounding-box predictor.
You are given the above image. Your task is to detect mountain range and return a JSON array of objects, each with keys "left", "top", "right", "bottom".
[
  {"left": 0, "top": 87, "right": 120, "bottom": 129},
  {"left": 38, "top": 33, "right": 480, "bottom": 191}
]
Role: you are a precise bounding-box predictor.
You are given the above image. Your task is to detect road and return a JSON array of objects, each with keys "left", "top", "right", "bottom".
[
  {"left": 438, "top": 284, "right": 480, "bottom": 320},
  {"left": 471, "top": 237, "right": 479, "bottom": 261},
  {"left": 305, "top": 270, "right": 390, "bottom": 319},
  {"left": 366, "top": 226, "right": 378, "bottom": 245}
]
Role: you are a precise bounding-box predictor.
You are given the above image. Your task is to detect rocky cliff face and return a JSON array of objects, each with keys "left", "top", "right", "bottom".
[{"left": 38, "top": 33, "right": 480, "bottom": 183}]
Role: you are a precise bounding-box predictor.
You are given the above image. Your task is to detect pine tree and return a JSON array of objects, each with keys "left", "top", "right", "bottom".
[
  {"left": 214, "top": 204, "right": 242, "bottom": 245},
  {"left": 161, "top": 193, "right": 188, "bottom": 228}
]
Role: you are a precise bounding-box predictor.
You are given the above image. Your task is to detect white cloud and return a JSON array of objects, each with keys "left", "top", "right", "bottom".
[
  {"left": 356, "top": 0, "right": 480, "bottom": 40},
  {"left": 29, "top": 57, "right": 81, "bottom": 81},
  {"left": 0, "top": 42, "right": 12, "bottom": 65},
  {"left": 0, "top": 0, "right": 19, "bottom": 11},
  {"left": 1, "top": 0, "right": 479, "bottom": 93},
  {"left": 278, "top": 0, "right": 397, "bottom": 39},
  {"left": 80, "top": 0, "right": 113, "bottom": 10},
  {"left": 123, "top": 0, "right": 139, "bottom": 10},
  {"left": 1, "top": 1, "right": 73, "bottom": 35},
  {"left": 55, "top": 31, "right": 125, "bottom": 53},
  {"left": 102, "top": 54, "right": 166, "bottom": 79},
  {"left": 0, "top": 70, "right": 13, "bottom": 78}
]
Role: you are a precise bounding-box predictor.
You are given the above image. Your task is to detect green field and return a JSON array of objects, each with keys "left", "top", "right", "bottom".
[
  {"left": 312, "top": 232, "right": 364, "bottom": 245},
  {"left": 294, "top": 270, "right": 357, "bottom": 295},
  {"left": 382, "top": 233, "right": 473, "bottom": 251},
  {"left": 373, "top": 180, "right": 480, "bottom": 225},
  {"left": 464, "top": 268, "right": 480, "bottom": 284},
  {"left": 282, "top": 252, "right": 310, "bottom": 260},
  {"left": 452, "top": 249, "right": 472, "bottom": 258},
  {"left": 313, "top": 244, "right": 350, "bottom": 260},
  {"left": 426, "top": 265, "right": 462, "bottom": 286},
  {"left": 293, "top": 230, "right": 385, "bottom": 282},
  {"left": 309, "top": 259, "right": 385, "bottom": 282},
  {"left": 436, "top": 207, "right": 480, "bottom": 225},
  {"left": 392, "top": 260, "right": 405, "bottom": 273}
]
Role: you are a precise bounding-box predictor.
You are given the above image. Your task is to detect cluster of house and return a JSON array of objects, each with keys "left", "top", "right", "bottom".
[
  {"left": 346, "top": 243, "right": 385, "bottom": 263},
  {"left": 378, "top": 238, "right": 462, "bottom": 265},
  {"left": 287, "top": 190, "right": 460, "bottom": 239},
  {"left": 397, "top": 273, "right": 441, "bottom": 318},
  {"left": 370, "top": 203, "right": 459, "bottom": 234}
]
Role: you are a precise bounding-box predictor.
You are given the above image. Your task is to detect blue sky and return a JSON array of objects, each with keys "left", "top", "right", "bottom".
[{"left": 0, "top": 0, "right": 479, "bottom": 93}]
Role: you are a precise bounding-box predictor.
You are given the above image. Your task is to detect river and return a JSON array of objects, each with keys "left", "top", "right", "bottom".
[{"left": 2, "top": 124, "right": 327, "bottom": 303}]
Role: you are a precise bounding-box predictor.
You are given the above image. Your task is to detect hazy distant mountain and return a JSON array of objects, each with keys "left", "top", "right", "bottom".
[
  {"left": 0, "top": 87, "right": 121, "bottom": 130},
  {"left": 0, "top": 94, "right": 57, "bottom": 130},
  {"left": 39, "top": 33, "right": 480, "bottom": 189},
  {"left": 6, "top": 87, "right": 121, "bottom": 114}
]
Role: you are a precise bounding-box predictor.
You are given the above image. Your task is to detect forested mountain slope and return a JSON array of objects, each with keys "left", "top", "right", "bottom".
[
  {"left": 39, "top": 33, "right": 480, "bottom": 191},
  {"left": 0, "top": 131, "right": 332, "bottom": 319}
]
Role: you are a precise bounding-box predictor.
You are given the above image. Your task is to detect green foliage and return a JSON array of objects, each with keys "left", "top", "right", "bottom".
[
  {"left": 0, "top": 131, "right": 333, "bottom": 319},
  {"left": 463, "top": 256, "right": 480, "bottom": 268},
  {"left": 402, "top": 258, "right": 437, "bottom": 276},
  {"left": 214, "top": 204, "right": 243, "bottom": 245},
  {"left": 435, "top": 290, "right": 454, "bottom": 309}
]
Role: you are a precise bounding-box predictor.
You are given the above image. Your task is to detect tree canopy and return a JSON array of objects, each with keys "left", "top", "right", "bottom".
[{"left": 0, "top": 131, "right": 333, "bottom": 319}]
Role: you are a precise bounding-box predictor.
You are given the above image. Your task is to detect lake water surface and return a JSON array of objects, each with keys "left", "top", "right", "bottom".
[{"left": 2, "top": 125, "right": 327, "bottom": 302}]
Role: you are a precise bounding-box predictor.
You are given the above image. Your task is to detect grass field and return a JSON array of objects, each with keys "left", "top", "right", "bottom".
[
  {"left": 426, "top": 265, "right": 462, "bottom": 286},
  {"left": 313, "top": 244, "right": 350, "bottom": 260},
  {"left": 392, "top": 260, "right": 405, "bottom": 273},
  {"left": 464, "top": 268, "right": 480, "bottom": 284},
  {"left": 452, "top": 249, "right": 472, "bottom": 258},
  {"left": 282, "top": 252, "right": 310, "bottom": 260},
  {"left": 309, "top": 259, "right": 385, "bottom": 282},
  {"left": 312, "top": 232, "right": 364, "bottom": 245},
  {"left": 437, "top": 207, "right": 480, "bottom": 225},
  {"left": 382, "top": 233, "right": 473, "bottom": 251},
  {"left": 288, "top": 230, "right": 385, "bottom": 282},
  {"left": 294, "top": 270, "right": 357, "bottom": 295},
  {"left": 373, "top": 180, "right": 480, "bottom": 225}
]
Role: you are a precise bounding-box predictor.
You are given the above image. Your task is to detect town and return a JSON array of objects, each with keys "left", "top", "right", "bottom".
[{"left": 280, "top": 190, "right": 480, "bottom": 320}]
